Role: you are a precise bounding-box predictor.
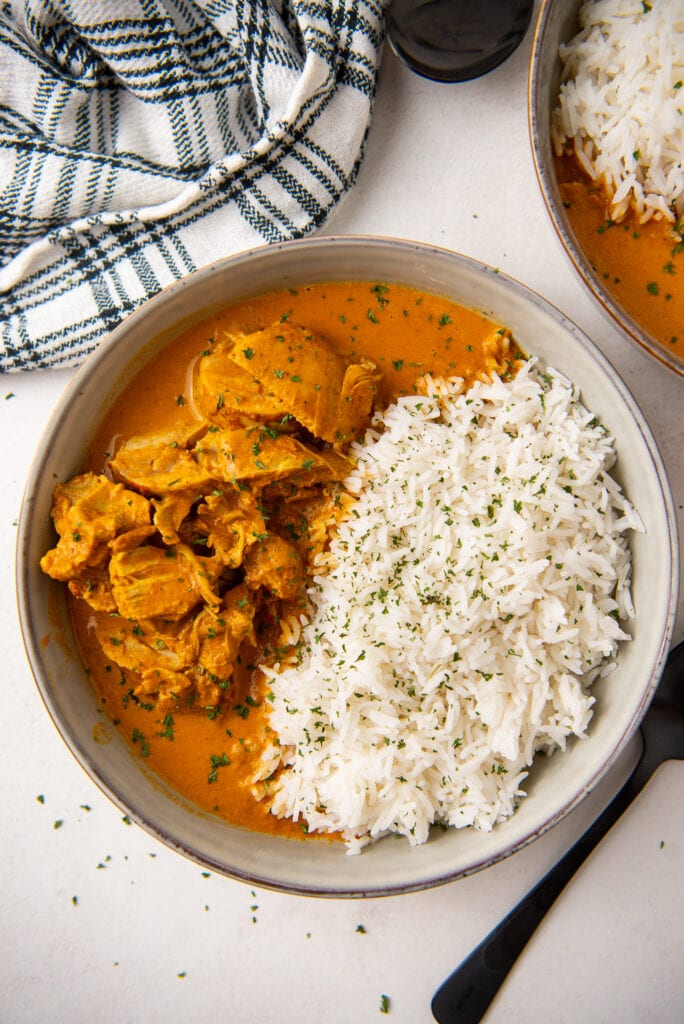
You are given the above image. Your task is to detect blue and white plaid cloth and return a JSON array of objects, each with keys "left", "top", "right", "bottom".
[{"left": 0, "top": 0, "right": 387, "bottom": 371}]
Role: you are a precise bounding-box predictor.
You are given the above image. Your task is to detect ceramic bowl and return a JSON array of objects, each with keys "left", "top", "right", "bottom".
[
  {"left": 528, "top": 0, "right": 684, "bottom": 378},
  {"left": 17, "top": 236, "right": 678, "bottom": 896}
]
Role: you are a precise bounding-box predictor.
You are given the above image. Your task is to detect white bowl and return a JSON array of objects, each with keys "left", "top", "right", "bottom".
[
  {"left": 17, "top": 236, "right": 678, "bottom": 896},
  {"left": 528, "top": 0, "right": 684, "bottom": 378}
]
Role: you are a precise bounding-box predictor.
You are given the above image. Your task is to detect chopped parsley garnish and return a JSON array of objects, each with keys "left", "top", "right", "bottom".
[{"left": 207, "top": 753, "right": 231, "bottom": 783}]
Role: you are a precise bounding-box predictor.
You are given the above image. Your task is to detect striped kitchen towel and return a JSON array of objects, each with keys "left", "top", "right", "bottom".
[{"left": 0, "top": 0, "right": 388, "bottom": 372}]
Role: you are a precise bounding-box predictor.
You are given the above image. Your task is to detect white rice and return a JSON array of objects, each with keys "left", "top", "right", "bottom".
[
  {"left": 551, "top": 0, "right": 684, "bottom": 222},
  {"left": 260, "top": 359, "right": 643, "bottom": 853}
]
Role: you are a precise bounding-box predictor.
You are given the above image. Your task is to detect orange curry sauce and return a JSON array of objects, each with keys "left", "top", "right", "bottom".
[
  {"left": 555, "top": 152, "right": 684, "bottom": 359},
  {"left": 71, "top": 281, "right": 516, "bottom": 838}
]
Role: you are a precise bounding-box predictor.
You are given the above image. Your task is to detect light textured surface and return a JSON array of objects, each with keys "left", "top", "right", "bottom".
[{"left": 2, "top": 4, "right": 683, "bottom": 1021}]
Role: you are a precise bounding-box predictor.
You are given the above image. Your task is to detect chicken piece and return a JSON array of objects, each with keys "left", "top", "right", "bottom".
[
  {"left": 40, "top": 473, "right": 152, "bottom": 582},
  {"left": 99, "top": 586, "right": 258, "bottom": 710},
  {"left": 135, "top": 667, "right": 194, "bottom": 712},
  {"left": 109, "top": 543, "right": 222, "bottom": 621},
  {"left": 99, "top": 611, "right": 198, "bottom": 665},
  {"left": 259, "top": 446, "right": 354, "bottom": 503},
  {"left": 193, "top": 339, "right": 284, "bottom": 426},
  {"left": 134, "top": 602, "right": 252, "bottom": 708},
  {"left": 482, "top": 326, "right": 513, "bottom": 378},
  {"left": 268, "top": 487, "right": 349, "bottom": 563},
  {"left": 110, "top": 424, "right": 212, "bottom": 496},
  {"left": 195, "top": 426, "right": 332, "bottom": 487},
  {"left": 220, "top": 323, "right": 381, "bottom": 443},
  {"left": 67, "top": 568, "right": 117, "bottom": 613},
  {"left": 96, "top": 616, "right": 196, "bottom": 677},
  {"left": 271, "top": 445, "right": 353, "bottom": 489},
  {"left": 192, "top": 584, "right": 258, "bottom": 689},
  {"left": 219, "top": 583, "right": 259, "bottom": 646},
  {"left": 109, "top": 524, "right": 157, "bottom": 554},
  {"left": 151, "top": 490, "right": 196, "bottom": 545},
  {"left": 99, "top": 629, "right": 197, "bottom": 713},
  {"left": 242, "top": 533, "right": 305, "bottom": 600},
  {"left": 312, "top": 446, "right": 355, "bottom": 480},
  {"left": 59, "top": 523, "right": 156, "bottom": 612},
  {"left": 337, "top": 361, "right": 384, "bottom": 438},
  {"left": 194, "top": 489, "right": 266, "bottom": 567},
  {"left": 194, "top": 425, "right": 354, "bottom": 492}
]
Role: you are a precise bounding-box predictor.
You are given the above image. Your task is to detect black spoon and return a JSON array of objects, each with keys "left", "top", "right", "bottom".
[
  {"left": 387, "top": 0, "right": 534, "bottom": 83},
  {"left": 432, "top": 641, "right": 684, "bottom": 1024}
]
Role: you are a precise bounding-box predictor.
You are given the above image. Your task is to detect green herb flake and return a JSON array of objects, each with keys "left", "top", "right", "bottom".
[
  {"left": 158, "top": 713, "right": 175, "bottom": 740},
  {"left": 132, "top": 729, "right": 150, "bottom": 757},
  {"left": 380, "top": 994, "right": 391, "bottom": 1014},
  {"left": 370, "top": 283, "right": 389, "bottom": 306},
  {"left": 207, "top": 752, "right": 231, "bottom": 784}
]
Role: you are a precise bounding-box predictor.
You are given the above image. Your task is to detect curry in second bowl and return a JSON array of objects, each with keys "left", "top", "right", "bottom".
[
  {"left": 534, "top": 0, "right": 684, "bottom": 375},
  {"left": 38, "top": 275, "right": 645, "bottom": 855}
]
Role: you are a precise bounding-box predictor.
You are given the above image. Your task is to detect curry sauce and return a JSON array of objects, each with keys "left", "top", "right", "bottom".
[
  {"left": 47, "top": 281, "right": 519, "bottom": 838},
  {"left": 555, "top": 152, "right": 684, "bottom": 360}
]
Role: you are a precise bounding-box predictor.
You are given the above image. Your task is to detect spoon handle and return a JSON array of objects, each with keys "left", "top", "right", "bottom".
[{"left": 431, "top": 749, "right": 649, "bottom": 1024}]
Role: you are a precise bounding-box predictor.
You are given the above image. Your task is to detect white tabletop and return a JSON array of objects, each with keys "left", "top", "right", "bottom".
[{"left": 2, "top": 16, "right": 683, "bottom": 1024}]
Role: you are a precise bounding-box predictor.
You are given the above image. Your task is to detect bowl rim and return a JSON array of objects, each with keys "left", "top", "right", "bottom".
[
  {"left": 15, "top": 233, "right": 680, "bottom": 896},
  {"left": 527, "top": 0, "right": 684, "bottom": 379}
]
